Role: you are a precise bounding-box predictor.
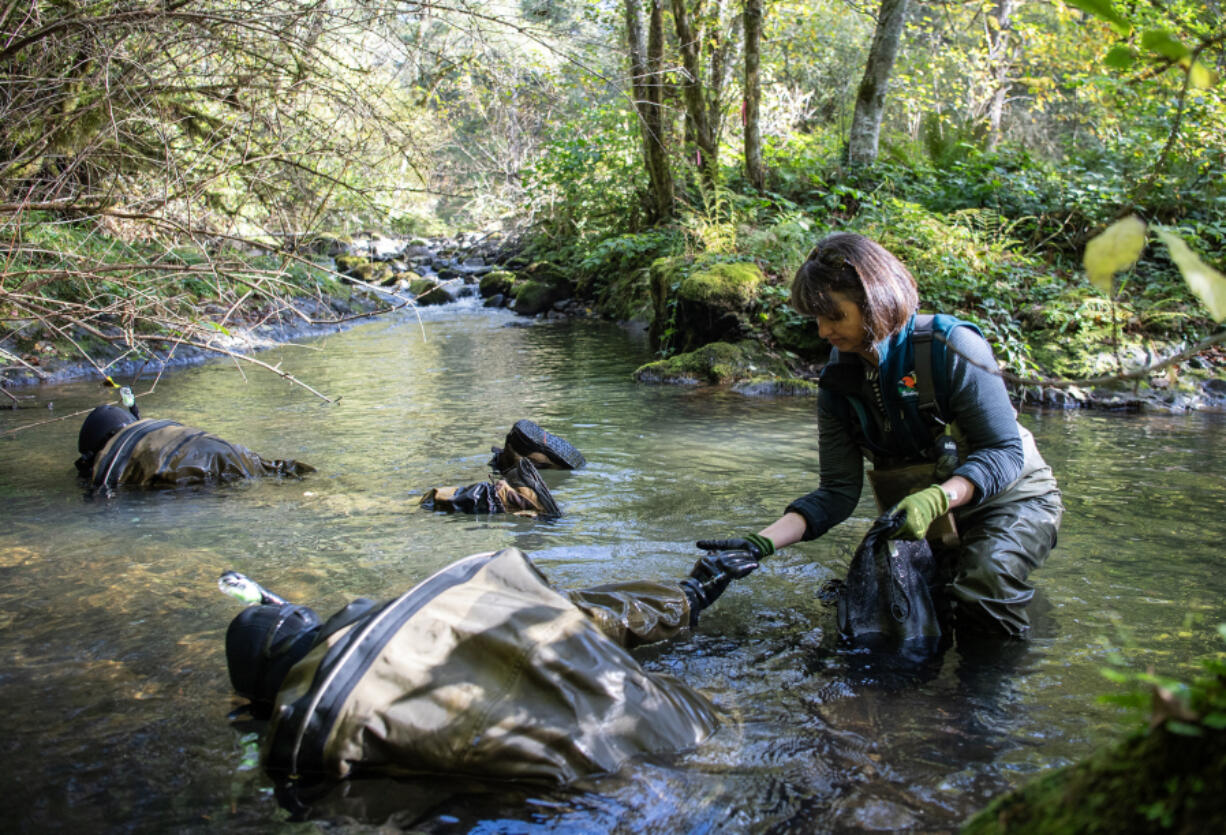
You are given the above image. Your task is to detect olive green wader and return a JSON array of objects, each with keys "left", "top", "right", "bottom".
[
  {"left": 866, "top": 424, "right": 1062, "bottom": 637},
  {"left": 264, "top": 547, "right": 718, "bottom": 784},
  {"left": 90, "top": 419, "right": 314, "bottom": 491}
]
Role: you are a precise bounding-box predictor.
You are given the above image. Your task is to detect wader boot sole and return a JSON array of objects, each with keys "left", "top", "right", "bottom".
[{"left": 506, "top": 419, "right": 586, "bottom": 470}]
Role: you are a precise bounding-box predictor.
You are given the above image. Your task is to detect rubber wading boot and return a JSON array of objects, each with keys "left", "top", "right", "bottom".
[
  {"left": 489, "top": 419, "right": 586, "bottom": 473},
  {"left": 498, "top": 458, "right": 562, "bottom": 517}
]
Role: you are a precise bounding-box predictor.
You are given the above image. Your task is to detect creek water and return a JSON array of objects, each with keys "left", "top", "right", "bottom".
[{"left": 2, "top": 298, "right": 1225, "bottom": 833}]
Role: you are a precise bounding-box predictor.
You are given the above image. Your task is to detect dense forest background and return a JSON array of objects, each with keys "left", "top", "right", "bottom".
[{"left": 1, "top": 0, "right": 1224, "bottom": 390}]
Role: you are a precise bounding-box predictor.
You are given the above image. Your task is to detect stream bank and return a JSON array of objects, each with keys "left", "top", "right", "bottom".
[{"left": 4, "top": 229, "right": 1224, "bottom": 415}]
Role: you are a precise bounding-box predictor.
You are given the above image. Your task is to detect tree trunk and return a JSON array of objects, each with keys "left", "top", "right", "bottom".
[
  {"left": 986, "top": 0, "right": 1017, "bottom": 151},
  {"left": 624, "top": 0, "right": 674, "bottom": 221},
  {"left": 847, "top": 0, "right": 910, "bottom": 166},
  {"left": 742, "top": 0, "right": 764, "bottom": 190},
  {"left": 671, "top": 0, "right": 739, "bottom": 193}
]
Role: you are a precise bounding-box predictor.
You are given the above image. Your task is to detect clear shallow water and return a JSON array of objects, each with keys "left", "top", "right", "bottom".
[{"left": 2, "top": 299, "right": 1225, "bottom": 832}]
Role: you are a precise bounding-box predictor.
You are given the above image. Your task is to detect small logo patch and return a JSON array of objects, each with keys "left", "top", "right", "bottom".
[{"left": 898, "top": 372, "right": 918, "bottom": 398}]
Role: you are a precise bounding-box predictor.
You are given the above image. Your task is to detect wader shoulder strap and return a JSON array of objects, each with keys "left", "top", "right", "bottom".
[
  {"left": 912, "top": 314, "right": 946, "bottom": 424},
  {"left": 93, "top": 419, "right": 181, "bottom": 490},
  {"left": 270, "top": 552, "right": 497, "bottom": 777}
]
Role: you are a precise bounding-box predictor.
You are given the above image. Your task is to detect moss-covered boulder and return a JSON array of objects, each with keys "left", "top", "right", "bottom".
[
  {"left": 479, "top": 269, "right": 516, "bottom": 298},
  {"left": 648, "top": 256, "right": 764, "bottom": 354},
  {"left": 597, "top": 266, "right": 654, "bottom": 324},
  {"left": 334, "top": 254, "right": 368, "bottom": 276},
  {"left": 408, "top": 278, "right": 451, "bottom": 306},
  {"left": 512, "top": 279, "right": 560, "bottom": 315},
  {"left": 511, "top": 262, "right": 573, "bottom": 316},
  {"left": 303, "top": 233, "right": 350, "bottom": 257},
  {"left": 334, "top": 254, "right": 392, "bottom": 285},
  {"left": 769, "top": 316, "right": 828, "bottom": 362},
  {"left": 731, "top": 376, "right": 821, "bottom": 397},
  {"left": 963, "top": 721, "right": 1226, "bottom": 834},
  {"left": 633, "top": 340, "right": 790, "bottom": 386}
]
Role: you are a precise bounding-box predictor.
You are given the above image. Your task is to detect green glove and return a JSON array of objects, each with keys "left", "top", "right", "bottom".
[{"left": 890, "top": 485, "right": 950, "bottom": 541}]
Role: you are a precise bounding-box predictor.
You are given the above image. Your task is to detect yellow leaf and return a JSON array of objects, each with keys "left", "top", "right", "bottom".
[
  {"left": 1154, "top": 228, "right": 1226, "bottom": 322},
  {"left": 1190, "top": 60, "right": 1218, "bottom": 89},
  {"left": 1084, "top": 215, "right": 1147, "bottom": 294}
]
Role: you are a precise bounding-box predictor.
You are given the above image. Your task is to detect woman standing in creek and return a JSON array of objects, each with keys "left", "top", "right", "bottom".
[{"left": 698, "top": 232, "right": 1064, "bottom": 641}]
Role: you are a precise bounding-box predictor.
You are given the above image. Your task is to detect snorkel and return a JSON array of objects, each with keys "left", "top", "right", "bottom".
[{"left": 218, "top": 570, "right": 290, "bottom": 607}]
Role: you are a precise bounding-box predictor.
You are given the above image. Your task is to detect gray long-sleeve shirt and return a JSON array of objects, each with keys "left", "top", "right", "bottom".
[{"left": 786, "top": 324, "right": 1025, "bottom": 541}]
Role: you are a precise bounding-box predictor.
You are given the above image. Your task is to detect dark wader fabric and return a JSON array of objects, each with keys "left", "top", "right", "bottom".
[
  {"left": 418, "top": 480, "right": 551, "bottom": 516},
  {"left": 91, "top": 419, "right": 313, "bottom": 491},
  {"left": 419, "top": 460, "right": 560, "bottom": 517},
  {"left": 938, "top": 489, "right": 1062, "bottom": 638},
  {"left": 836, "top": 514, "right": 941, "bottom": 659},
  {"left": 264, "top": 547, "right": 716, "bottom": 784},
  {"left": 867, "top": 425, "right": 1062, "bottom": 638}
]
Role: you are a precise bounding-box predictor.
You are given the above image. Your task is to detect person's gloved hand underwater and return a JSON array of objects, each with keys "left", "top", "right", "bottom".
[
  {"left": 681, "top": 550, "right": 761, "bottom": 626},
  {"left": 889, "top": 484, "right": 950, "bottom": 541},
  {"left": 693, "top": 532, "right": 776, "bottom": 560}
]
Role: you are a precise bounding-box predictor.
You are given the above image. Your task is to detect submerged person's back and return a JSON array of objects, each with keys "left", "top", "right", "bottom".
[
  {"left": 75, "top": 404, "right": 313, "bottom": 492},
  {"left": 221, "top": 545, "right": 759, "bottom": 784}
]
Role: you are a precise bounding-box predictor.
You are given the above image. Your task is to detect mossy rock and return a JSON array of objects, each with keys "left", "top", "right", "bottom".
[
  {"left": 523, "top": 260, "right": 568, "bottom": 284},
  {"left": 597, "top": 266, "right": 654, "bottom": 324},
  {"left": 333, "top": 254, "right": 369, "bottom": 276},
  {"left": 356, "top": 262, "right": 394, "bottom": 284},
  {"left": 409, "top": 278, "right": 450, "bottom": 306},
  {"left": 333, "top": 255, "right": 392, "bottom": 285},
  {"left": 479, "top": 269, "right": 516, "bottom": 298},
  {"left": 677, "top": 260, "right": 763, "bottom": 308},
  {"left": 648, "top": 256, "right": 765, "bottom": 354},
  {"left": 633, "top": 340, "right": 790, "bottom": 386},
  {"left": 302, "top": 233, "right": 350, "bottom": 257},
  {"left": 770, "top": 318, "right": 829, "bottom": 361},
  {"left": 510, "top": 265, "right": 573, "bottom": 316},
  {"left": 512, "top": 278, "right": 568, "bottom": 316},
  {"left": 963, "top": 723, "right": 1226, "bottom": 834},
  {"left": 731, "top": 376, "right": 821, "bottom": 397}
]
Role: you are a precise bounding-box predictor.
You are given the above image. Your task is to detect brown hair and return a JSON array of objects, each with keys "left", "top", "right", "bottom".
[{"left": 790, "top": 232, "right": 918, "bottom": 343}]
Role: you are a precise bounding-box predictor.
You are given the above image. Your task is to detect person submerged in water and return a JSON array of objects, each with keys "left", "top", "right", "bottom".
[
  {"left": 219, "top": 545, "right": 757, "bottom": 785},
  {"left": 419, "top": 419, "right": 585, "bottom": 518},
  {"left": 75, "top": 402, "right": 314, "bottom": 493}
]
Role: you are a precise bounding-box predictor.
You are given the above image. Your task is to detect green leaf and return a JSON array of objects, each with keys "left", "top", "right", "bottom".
[
  {"left": 1104, "top": 45, "right": 1136, "bottom": 70},
  {"left": 1153, "top": 228, "right": 1226, "bottom": 322},
  {"left": 1189, "top": 60, "right": 1219, "bottom": 89},
  {"left": 1084, "top": 214, "right": 1147, "bottom": 294},
  {"left": 1166, "top": 720, "right": 1203, "bottom": 737},
  {"left": 1066, "top": 0, "right": 1132, "bottom": 36},
  {"left": 1203, "top": 712, "right": 1226, "bottom": 730},
  {"left": 1141, "top": 30, "right": 1190, "bottom": 62}
]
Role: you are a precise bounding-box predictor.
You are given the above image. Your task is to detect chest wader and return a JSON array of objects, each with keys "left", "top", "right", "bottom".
[
  {"left": 263, "top": 548, "right": 717, "bottom": 784},
  {"left": 862, "top": 314, "right": 964, "bottom": 549},
  {"left": 866, "top": 458, "right": 960, "bottom": 548}
]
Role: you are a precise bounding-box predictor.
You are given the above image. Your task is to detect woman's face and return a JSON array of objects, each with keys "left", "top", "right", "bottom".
[{"left": 815, "top": 291, "right": 870, "bottom": 356}]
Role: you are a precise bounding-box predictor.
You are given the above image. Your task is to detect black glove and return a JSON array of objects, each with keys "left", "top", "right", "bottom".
[
  {"left": 694, "top": 532, "right": 776, "bottom": 559},
  {"left": 680, "top": 551, "right": 760, "bottom": 626}
]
